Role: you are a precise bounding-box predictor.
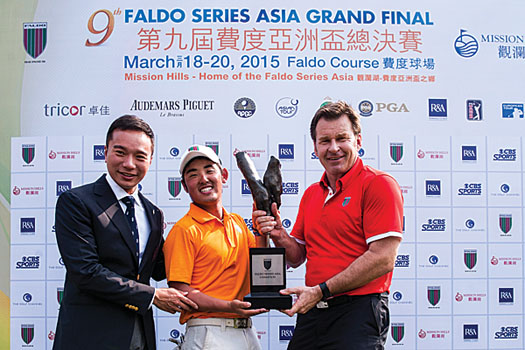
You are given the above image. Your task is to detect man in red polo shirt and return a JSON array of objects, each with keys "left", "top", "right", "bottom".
[{"left": 253, "top": 100, "right": 403, "bottom": 349}]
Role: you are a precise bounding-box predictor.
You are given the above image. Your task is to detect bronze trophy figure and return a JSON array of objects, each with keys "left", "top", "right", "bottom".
[{"left": 235, "top": 151, "right": 292, "bottom": 309}]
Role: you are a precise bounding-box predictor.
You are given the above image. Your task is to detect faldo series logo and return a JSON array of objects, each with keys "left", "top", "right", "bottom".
[
  {"left": 168, "top": 178, "right": 182, "bottom": 199},
  {"left": 21, "top": 324, "right": 34, "bottom": 345},
  {"left": 391, "top": 323, "right": 405, "bottom": 343},
  {"left": 22, "top": 144, "right": 36, "bottom": 166},
  {"left": 24, "top": 22, "right": 47, "bottom": 63},
  {"left": 464, "top": 249, "right": 477, "bottom": 270},
  {"left": 390, "top": 143, "right": 403, "bottom": 164},
  {"left": 499, "top": 214, "right": 512, "bottom": 236},
  {"left": 205, "top": 142, "right": 219, "bottom": 156},
  {"left": 427, "top": 286, "right": 441, "bottom": 307}
]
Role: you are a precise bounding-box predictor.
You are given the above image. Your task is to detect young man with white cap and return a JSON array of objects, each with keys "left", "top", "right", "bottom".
[{"left": 164, "top": 145, "right": 266, "bottom": 350}]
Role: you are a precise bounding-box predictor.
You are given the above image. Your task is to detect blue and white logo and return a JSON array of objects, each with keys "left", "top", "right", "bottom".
[
  {"left": 282, "top": 218, "right": 292, "bottom": 229},
  {"left": 428, "top": 99, "right": 447, "bottom": 118},
  {"left": 275, "top": 97, "right": 299, "bottom": 118},
  {"left": 462, "top": 145, "right": 477, "bottom": 161},
  {"left": 169, "top": 147, "right": 180, "bottom": 157},
  {"left": 93, "top": 145, "right": 105, "bottom": 161},
  {"left": 464, "top": 324, "right": 479, "bottom": 340},
  {"left": 278, "top": 144, "right": 294, "bottom": 160},
  {"left": 20, "top": 217, "right": 36, "bottom": 234},
  {"left": 458, "top": 183, "right": 482, "bottom": 196},
  {"left": 393, "top": 291, "right": 403, "bottom": 301},
  {"left": 241, "top": 179, "right": 251, "bottom": 195},
  {"left": 500, "top": 184, "right": 510, "bottom": 194},
  {"left": 23, "top": 293, "right": 32, "bottom": 303},
  {"left": 502, "top": 103, "right": 524, "bottom": 119},
  {"left": 425, "top": 180, "right": 441, "bottom": 196},
  {"left": 495, "top": 326, "right": 518, "bottom": 339},
  {"left": 279, "top": 325, "right": 295, "bottom": 341},
  {"left": 234, "top": 97, "right": 256, "bottom": 118},
  {"left": 56, "top": 181, "right": 72, "bottom": 196},
  {"left": 282, "top": 182, "right": 299, "bottom": 195},
  {"left": 422, "top": 219, "right": 446, "bottom": 231},
  {"left": 16, "top": 256, "right": 40, "bottom": 269},
  {"left": 493, "top": 149, "right": 516, "bottom": 161},
  {"left": 429, "top": 255, "right": 439, "bottom": 264},
  {"left": 466, "top": 100, "right": 483, "bottom": 121},
  {"left": 358, "top": 100, "right": 374, "bottom": 117},
  {"left": 170, "top": 329, "right": 180, "bottom": 339},
  {"left": 465, "top": 219, "right": 475, "bottom": 229},
  {"left": 454, "top": 29, "right": 479, "bottom": 58},
  {"left": 358, "top": 148, "right": 365, "bottom": 157},
  {"left": 499, "top": 287, "right": 514, "bottom": 304},
  {"left": 395, "top": 255, "right": 410, "bottom": 267}
]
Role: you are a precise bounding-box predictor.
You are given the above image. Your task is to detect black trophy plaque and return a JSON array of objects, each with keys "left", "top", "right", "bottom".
[
  {"left": 244, "top": 248, "right": 292, "bottom": 309},
  {"left": 235, "top": 151, "right": 292, "bottom": 309}
]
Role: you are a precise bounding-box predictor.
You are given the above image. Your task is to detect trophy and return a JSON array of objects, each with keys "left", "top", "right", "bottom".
[{"left": 235, "top": 151, "right": 293, "bottom": 309}]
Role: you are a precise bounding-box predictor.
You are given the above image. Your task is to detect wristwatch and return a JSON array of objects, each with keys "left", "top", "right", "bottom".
[{"left": 319, "top": 282, "right": 332, "bottom": 300}]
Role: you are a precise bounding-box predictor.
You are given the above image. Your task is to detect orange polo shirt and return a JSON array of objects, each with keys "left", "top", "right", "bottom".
[{"left": 164, "top": 204, "right": 255, "bottom": 324}]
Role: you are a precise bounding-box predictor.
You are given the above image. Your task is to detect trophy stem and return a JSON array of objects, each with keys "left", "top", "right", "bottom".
[{"left": 256, "top": 234, "right": 270, "bottom": 248}]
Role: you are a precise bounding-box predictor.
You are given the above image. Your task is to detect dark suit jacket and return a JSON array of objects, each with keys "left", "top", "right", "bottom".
[{"left": 53, "top": 175, "right": 165, "bottom": 350}]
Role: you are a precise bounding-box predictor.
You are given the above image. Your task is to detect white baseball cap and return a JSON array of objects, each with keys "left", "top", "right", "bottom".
[{"left": 179, "top": 145, "right": 222, "bottom": 175}]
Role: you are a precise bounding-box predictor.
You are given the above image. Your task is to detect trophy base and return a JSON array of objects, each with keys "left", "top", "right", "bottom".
[{"left": 244, "top": 293, "right": 292, "bottom": 310}]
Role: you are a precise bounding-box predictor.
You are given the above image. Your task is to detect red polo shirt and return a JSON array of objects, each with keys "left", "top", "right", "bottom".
[{"left": 291, "top": 158, "right": 403, "bottom": 295}]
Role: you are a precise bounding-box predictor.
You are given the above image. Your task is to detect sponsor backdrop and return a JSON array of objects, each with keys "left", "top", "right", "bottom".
[{"left": 8, "top": 1, "right": 525, "bottom": 349}]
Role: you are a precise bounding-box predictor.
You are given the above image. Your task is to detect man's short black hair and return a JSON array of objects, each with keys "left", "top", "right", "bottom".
[{"left": 106, "top": 115, "right": 155, "bottom": 154}]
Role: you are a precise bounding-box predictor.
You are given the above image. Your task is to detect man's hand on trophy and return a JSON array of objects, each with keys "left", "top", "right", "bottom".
[
  {"left": 253, "top": 202, "right": 285, "bottom": 241},
  {"left": 228, "top": 299, "right": 268, "bottom": 317},
  {"left": 278, "top": 285, "right": 323, "bottom": 316}
]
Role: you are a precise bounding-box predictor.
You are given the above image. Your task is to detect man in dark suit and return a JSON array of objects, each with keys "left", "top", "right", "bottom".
[{"left": 53, "top": 115, "right": 198, "bottom": 350}]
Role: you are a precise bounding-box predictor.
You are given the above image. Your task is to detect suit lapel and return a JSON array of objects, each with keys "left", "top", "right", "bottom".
[
  {"left": 138, "top": 192, "right": 160, "bottom": 272},
  {"left": 94, "top": 175, "right": 139, "bottom": 267}
]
